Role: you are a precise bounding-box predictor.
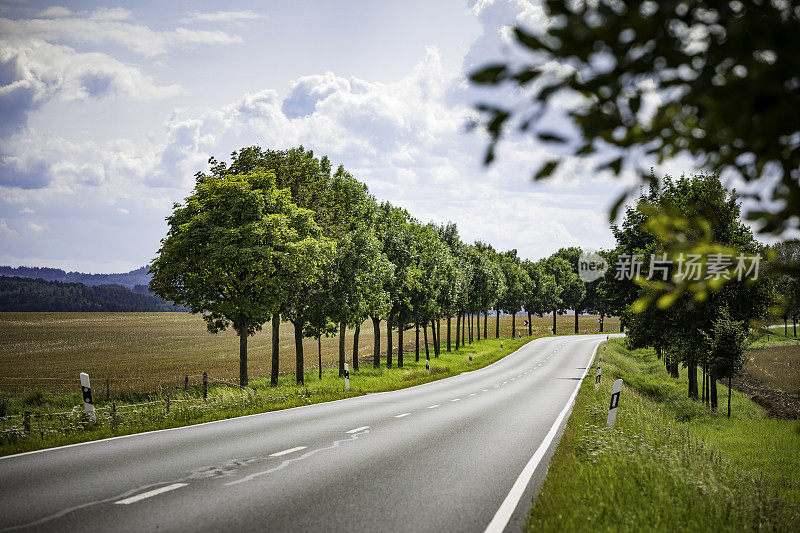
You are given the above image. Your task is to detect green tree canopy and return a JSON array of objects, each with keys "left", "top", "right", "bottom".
[{"left": 149, "top": 171, "right": 324, "bottom": 386}]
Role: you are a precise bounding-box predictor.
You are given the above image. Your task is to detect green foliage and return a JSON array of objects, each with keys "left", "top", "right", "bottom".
[
  {"left": 472, "top": 0, "right": 800, "bottom": 236},
  {"left": 150, "top": 171, "right": 325, "bottom": 337}
]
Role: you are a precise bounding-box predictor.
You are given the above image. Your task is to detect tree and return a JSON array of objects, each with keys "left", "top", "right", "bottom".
[
  {"left": 543, "top": 255, "right": 583, "bottom": 335},
  {"left": 471, "top": 1, "right": 800, "bottom": 237},
  {"left": 496, "top": 250, "right": 531, "bottom": 337},
  {"left": 552, "top": 247, "right": 587, "bottom": 333},
  {"left": 707, "top": 311, "right": 750, "bottom": 417},
  {"left": 149, "top": 171, "right": 323, "bottom": 387},
  {"left": 521, "top": 259, "right": 558, "bottom": 335}
]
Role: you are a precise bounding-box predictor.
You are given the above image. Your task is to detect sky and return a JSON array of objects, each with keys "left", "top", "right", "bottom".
[{"left": 0, "top": 0, "right": 699, "bottom": 273}]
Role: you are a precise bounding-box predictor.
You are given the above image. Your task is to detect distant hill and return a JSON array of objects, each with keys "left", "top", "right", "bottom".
[
  {"left": 0, "top": 265, "right": 150, "bottom": 289},
  {"left": 0, "top": 276, "right": 185, "bottom": 312}
]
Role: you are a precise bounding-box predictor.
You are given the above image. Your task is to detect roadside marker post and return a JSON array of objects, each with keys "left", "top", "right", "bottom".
[
  {"left": 469, "top": 353, "right": 472, "bottom": 365},
  {"left": 595, "top": 365, "right": 601, "bottom": 391},
  {"left": 344, "top": 363, "right": 350, "bottom": 391},
  {"left": 426, "top": 359, "right": 430, "bottom": 375},
  {"left": 500, "top": 341, "right": 503, "bottom": 354},
  {"left": 80, "top": 372, "right": 96, "bottom": 423},
  {"left": 606, "top": 379, "right": 623, "bottom": 428}
]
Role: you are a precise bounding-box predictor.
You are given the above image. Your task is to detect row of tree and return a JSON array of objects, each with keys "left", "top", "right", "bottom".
[
  {"left": 150, "top": 146, "right": 611, "bottom": 387},
  {"left": 603, "top": 174, "right": 780, "bottom": 416}
]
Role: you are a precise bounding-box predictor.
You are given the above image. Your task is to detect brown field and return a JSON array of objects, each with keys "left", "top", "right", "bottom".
[
  {"left": 0, "top": 312, "right": 618, "bottom": 395},
  {"left": 735, "top": 342, "right": 800, "bottom": 418}
]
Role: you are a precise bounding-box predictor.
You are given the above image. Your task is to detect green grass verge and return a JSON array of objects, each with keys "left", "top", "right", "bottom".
[
  {"left": 0, "top": 335, "right": 538, "bottom": 457},
  {"left": 527, "top": 339, "right": 800, "bottom": 532}
]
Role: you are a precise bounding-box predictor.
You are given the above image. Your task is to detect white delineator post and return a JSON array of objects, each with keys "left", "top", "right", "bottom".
[
  {"left": 500, "top": 341, "right": 503, "bottom": 354},
  {"left": 426, "top": 359, "right": 430, "bottom": 375},
  {"left": 595, "top": 365, "right": 602, "bottom": 391},
  {"left": 344, "top": 363, "right": 350, "bottom": 392},
  {"left": 469, "top": 353, "right": 472, "bottom": 365},
  {"left": 80, "top": 372, "right": 95, "bottom": 423},
  {"left": 606, "top": 379, "right": 623, "bottom": 428}
]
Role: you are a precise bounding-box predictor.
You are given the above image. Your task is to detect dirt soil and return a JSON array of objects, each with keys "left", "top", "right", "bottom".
[{"left": 733, "top": 344, "right": 800, "bottom": 419}]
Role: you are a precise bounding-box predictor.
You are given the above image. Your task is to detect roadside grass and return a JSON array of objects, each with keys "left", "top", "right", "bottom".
[
  {"left": 527, "top": 339, "right": 800, "bottom": 532},
  {"left": 0, "top": 334, "right": 538, "bottom": 457}
]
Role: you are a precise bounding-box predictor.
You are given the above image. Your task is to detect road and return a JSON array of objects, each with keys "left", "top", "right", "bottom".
[{"left": 0, "top": 333, "right": 612, "bottom": 532}]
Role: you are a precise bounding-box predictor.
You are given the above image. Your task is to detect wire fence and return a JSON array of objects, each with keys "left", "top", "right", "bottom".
[{"left": 0, "top": 375, "right": 342, "bottom": 446}]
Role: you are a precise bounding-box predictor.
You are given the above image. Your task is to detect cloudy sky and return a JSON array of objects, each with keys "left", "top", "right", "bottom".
[{"left": 0, "top": 0, "right": 696, "bottom": 273}]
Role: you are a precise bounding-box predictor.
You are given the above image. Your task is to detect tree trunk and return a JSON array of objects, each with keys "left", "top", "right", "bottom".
[
  {"left": 415, "top": 319, "right": 420, "bottom": 362},
  {"left": 528, "top": 312, "right": 532, "bottom": 336},
  {"left": 353, "top": 323, "right": 360, "bottom": 371},
  {"left": 447, "top": 316, "right": 452, "bottom": 352},
  {"left": 239, "top": 323, "right": 248, "bottom": 388},
  {"left": 372, "top": 316, "right": 381, "bottom": 368},
  {"left": 655, "top": 345, "right": 662, "bottom": 360},
  {"left": 455, "top": 314, "right": 461, "bottom": 350},
  {"left": 271, "top": 313, "right": 280, "bottom": 386},
  {"left": 688, "top": 359, "right": 698, "bottom": 399},
  {"left": 710, "top": 371, "right": 718, "bottom": 411},
  {"left": 469, "top": 313, "right": 473, "bottom": 344},
  {"left": 701, "top": 363, "right": 706, "bottom": 403},
  {"left": 423, "top": 320, "right": 430, "bottom": 359},
  {"left": 484, "top": 311, "right": 488, "bottom": 340},
  {"left": 436, "top": 319, "right": 441, "bottom": 357},
  {"left": 386, "top": 312, "right": 393, "bottom": 369},
  {"left": 727, "top": 376, "right": 732, "bottom": 417},
  {"left": 574, "top": 309, "right": 579, "bottom": 334},
  {"left": 512, "top": 313, "right": 516, "bottom": 338},
  {"left": 462, "top": 313, "right": 466, "bottom": 345},
  {"left": 294, "top": 320, "right": 304, "bottom": 385},
  {"left": 318, "top": 335, "right": 322, "bottom": 380},
  {"left": 338, "top": 321, "right": 346, "bottom": 377},
  {"left": 476, "top": 312, "right": 481, "bottom": 340},
  {"left": 785, "top": 318, "right": 788, "bottom": 335},
  {"left": 552, "top": 309, "right": 557, "bottom": 334},
  {"left": 620, "top": 321, "right": 624, "bottom": 333},
  {"left": 496, "top": 310, "right": 500, "bottom": 338},
  {"left": 794, "top": 316, "right": 797, "bottom": 337},
  {"left": 433, "top": 320, "right": 439, "bottom": 358},
  {"left": 671, "top": 359, "right": 679, "bottom": 379},
  {"left": 398, "top": 315, "right": 404, "bottom": 368}
]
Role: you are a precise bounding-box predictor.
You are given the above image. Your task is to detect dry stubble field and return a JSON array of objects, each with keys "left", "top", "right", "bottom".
[{"left": 0, "top": 312, "right": 619, "bottom": 395}]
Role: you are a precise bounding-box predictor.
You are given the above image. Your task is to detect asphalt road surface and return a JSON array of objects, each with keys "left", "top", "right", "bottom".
[{"left": 0, "top": 333, "right": 613, "bottom": 532}]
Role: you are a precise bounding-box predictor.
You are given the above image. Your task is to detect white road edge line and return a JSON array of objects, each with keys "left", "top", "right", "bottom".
[
  {"left": 394, "top": 413, "right": 411, "bottom": 418},
  {"left": 270, "top": 446, "right": 307, "bottom": 457},
  {"left": 115, "top": 483, "right": 188, "bottom": 505},
  {"left": 427, "top": 404, "right": 439, "bottom": 409},
  {"left": 483, "top": 339, "right": 603, "bottom": 533},
  {"left": 346, "top": 426, "right": 369, "bottom": 434}
]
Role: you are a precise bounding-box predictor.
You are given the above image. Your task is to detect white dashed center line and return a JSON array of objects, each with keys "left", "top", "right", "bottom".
[
  {"left": 115, "top": 483, "right": 188, "bottom": 505},
  {"left": 451, "top": 398, "right": 461, "bottom": 402},
  {"left": 427, "top": 404, "right": 439, "bottom": 409},
  {"left": 468, "top": 393, "right": 476, "bottom": 397},
  {"left": 346, "top": 426, "right": 369, "bottom": 434},
  {"left": 482, "top": 389, "right": 489, "bottom": 392},
  {"left": 394, "top": 413, "right": 411, "bottom": 418},
  {"left": 269, "top": 446, "right": 307, "bottom": 457}
]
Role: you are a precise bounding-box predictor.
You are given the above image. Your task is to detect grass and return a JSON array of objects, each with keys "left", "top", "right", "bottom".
[
  {"left": 527, "top": 339, "right": 800, "bottom": 532},
  {"left": 0, "top": 333, "right": 539, "bottom": 456},
  {"left": 0, "top": 312, "right": 619, "bottom": 396}
]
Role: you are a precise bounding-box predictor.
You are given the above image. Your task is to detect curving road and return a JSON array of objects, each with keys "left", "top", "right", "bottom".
[{"left": 0, "top": 333, "right": 612, "bottom": 532}]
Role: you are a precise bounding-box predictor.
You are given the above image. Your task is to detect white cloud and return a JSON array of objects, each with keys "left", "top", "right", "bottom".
[
  {"left": 20, "top": 207, "right": 34, "bottom": 214},
  {"left": 26, "top": 221, "right": 46, "bottom": 233},
  {"left": 0, "top": 218, "right": 18, "bottom": 237},
  {"left": 38, "top": 6, "right": 71, "bottom": 18},
  {"left": 0, "top": 14, "right": 242, "bottom": 58},
  {"left": 180, "top": 10, "right": 263, "bottom": 24}
]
